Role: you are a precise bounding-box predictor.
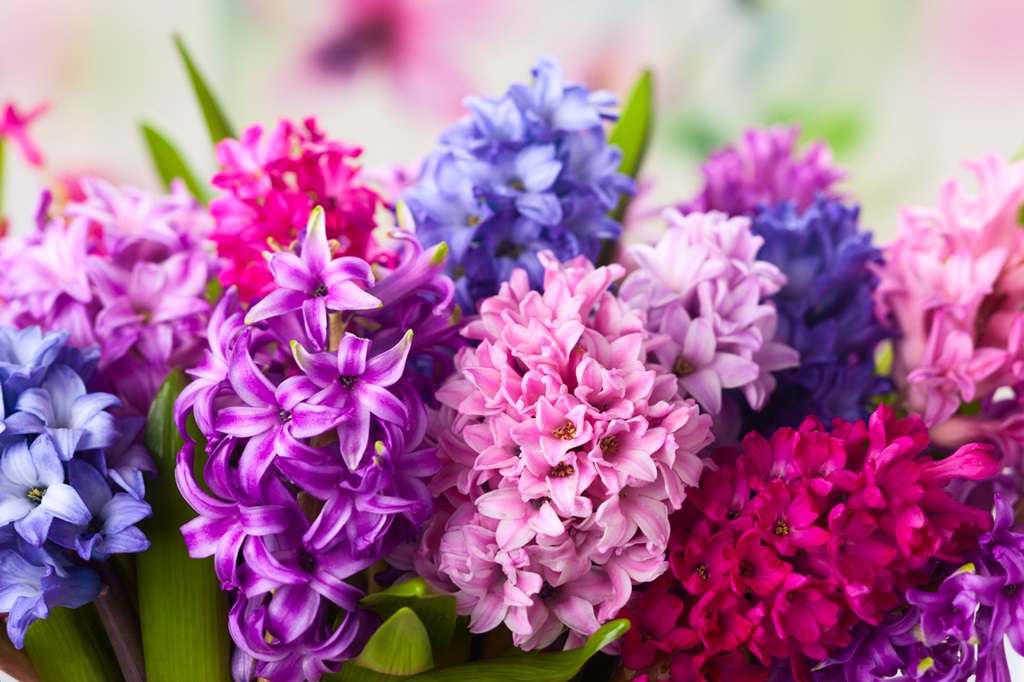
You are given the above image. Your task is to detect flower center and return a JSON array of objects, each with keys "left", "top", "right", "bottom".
[
  {"left": 529, "top": 497, "right": 551, "bottom": 509},
  {"left": 279, "top": 410, "right": 293, "bottom": 423},
  {"left": 88, "top": 519, "right": 103, "bottom": 535},
  {"left": 599, "top": 436, "right": 619, "bottom": 454},
  {"left": 467, "top": 214, "right": 482, "bottom": 227},
  {"left": 773, "top": 519, "right": 790, "bottom": 536},
  {"left": 452, "top": 265, "right": 466, "bottom": 279},
  {"left": 1006, "top": 584, "right": 1019, "bottom": 596},
  {"left": 672, "top": 356, "right": 696, "bottom": 377},
  {"left": 549, "top": 462, "right": 575, "bottom": 478},
  {"left": 26, "top": 487, "right": 45, "bottom": 505},
  {"left": 313, "top": 284, "right": 328, "bottom": 298},
  {"left": 639, "top": 628, "right": 653, "bottom": 643},
  {"left": 726, "top": 510, "right": 740, "bottom": 520},
  {"left": 538, "top": 581, "right": 559, "bottom": 600},
  {"left": 339, "top": 375, "right": 358, "bottom": 388},
  {"left": 509, "top": 179, "right": 526, "bottom": 192},
  {"left": 298, "top": 549, "right": 317, "bottom": 574},
  {"left": 694, "top": 563, "right": 709, "bottom": 580},
  {"left": 738, "top": 560, "right": 754, "bottom": 578},
  {"left": 495, "top": 241, "right": 524, "bottom": 259},
  {"left": 552, "top": 421, "right": 577, "bottom": 440}
]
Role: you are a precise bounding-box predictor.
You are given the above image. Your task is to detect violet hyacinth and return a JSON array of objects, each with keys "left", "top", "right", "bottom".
[
  {"left": 413, "top": 253, "right": 713, "bottom": 651},
  {"left": 0, "top": 178, "right": 215, "bottom": 417},
  {"left": 176, "top": 207, "right": 462, "bottom": 682},
  {"left": 740, "top": 198, "right": 894, "bottom": 433},
  {"left": 401, "top": 57, "right": 635, "bottom": 312},
  {"left": 0, "top": 327, "right": 152, "bottom": 648}
]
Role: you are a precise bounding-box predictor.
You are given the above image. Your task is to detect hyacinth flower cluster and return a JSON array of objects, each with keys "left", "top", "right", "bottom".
[
  {"left": 0, "top": 326, "right": 152, "bottom": 647},
  {"left": 0, "top": 178, "right": 215, "bottom": 416},
  {"left": 740, "top": 198, "right": 893, "bottom": 432},
  {"left": 875, "top": 155, "right": 1024, "bottom": 474},
  {"left": 618, "top": 405, "right": 1001, "bottom": 681},
  {"left": 210, "top": 117, "right": 382, "bottom": 301},
  {"left": 678, "top": 125, "right": 844, "bottom": 218},
  {"left": 413, "top": 253, "right": 714, "bottom": 651},
  {"left": 815, "top": 493, "right": 1024, "bottom": 682},
  {"left": 175, "top": 207, "right": 462, "bottom": 682},
  {"left": 401, "top": 57, "right": 635, "bottom": 312},
  {"left": 618, "top": 208, "right": 799, "bottom": 441}
]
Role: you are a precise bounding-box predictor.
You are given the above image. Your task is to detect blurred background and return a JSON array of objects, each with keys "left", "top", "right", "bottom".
[
  {"left": 3, "top": 0, "right": 1024, "bottom": 242},
  {"left": 1, "top": 0, "right": 1024, "bottom": 677}
]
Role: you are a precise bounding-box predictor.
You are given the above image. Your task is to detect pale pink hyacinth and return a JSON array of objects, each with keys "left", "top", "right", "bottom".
[
  {"left": 875, "top": 155, "right": 1024, "bottom": 438},
  {"left": 414, "top": 253, "right": 713, "bottom": 650},
  {"left": 619, "top": 209, "right": 799, "bottom": 417}
]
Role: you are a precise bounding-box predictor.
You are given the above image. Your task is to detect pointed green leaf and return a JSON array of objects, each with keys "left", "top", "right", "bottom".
[
  {"left": 404, "top": 619, "right": 629, "bottom": 682},
  {"left": 174, "top": 35, "right": 235, "bottom": 147},
  {"left": 608, "top": 70, "right": 654, "bottom": 224},
  {"left": 140, "top": 122, "right": 210, "bottom": 203},
  {"left": 354, "top": 608, "right": 434, "bottom": 675},
  {"left": 24, "top": 604, "right": 123, "bottom": 682},
  {"left": 358, "top": 578, "right": 457, "bottom": 661},
  {"left": 137, "top": 371, "right": 231, "bottom": 682}
]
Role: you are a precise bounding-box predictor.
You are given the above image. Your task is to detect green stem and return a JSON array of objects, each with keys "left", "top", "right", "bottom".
[{"left": 23, "top": 604, "right": 123, "bottom": 682}]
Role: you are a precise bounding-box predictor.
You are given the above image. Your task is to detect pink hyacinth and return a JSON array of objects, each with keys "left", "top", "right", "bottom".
[
  {"left": 679, "top": 125, "right": 844, "bottom": 217},
  {"left": 0, "top": 179, "right": 215, "bottom": 416},
  {"left": 210, "top": 117, "right": 381, "bottom": 301},
  {"left": 618, "top": 209, "right": 798, "bottom": 418},
  {"left": 620, "top": 404, "right": 998, "bottom": 680},
  {"left": 876, "top": 155, "right": 1024, "bottom": 464},
  {"left": 414, "top": 253, "right": 713, "bottom": 650}
]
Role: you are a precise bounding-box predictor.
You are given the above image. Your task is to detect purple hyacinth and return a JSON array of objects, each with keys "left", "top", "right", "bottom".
[
  {"left": 679, "top": 125, "right": 844, "bottom": 218},
  {"left": 401, "top": 57, "right": 634, "bottom": 312},
  {"left": 0, "top": 326, "right": 153, "bottom": 647},
  {"left": 737, "top": 198, "right": 894, "bottom": 434},
  {"left": 176, "top": 215, "right": 461, "bottom": 682}
]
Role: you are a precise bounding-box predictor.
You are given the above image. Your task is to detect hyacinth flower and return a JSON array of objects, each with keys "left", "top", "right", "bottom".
[
  {"left": 679, "top": 124, "right": 844, "bottom": 218},
  {"left": 740, "top": 198, "right": 894, "bottom": 433},
  {"left": 619, "top": 404, "right": 1001, "bottom": 680},
  {"left": 0, "top": 177, "right": 215, "bottom": 418},
  {"left": 875, "top": 155, "right": 1024, "bottom": 481},
  {"left": 0, "top": 327, "right": 153, "bottom": 648},
  {"left": 618, "top": 208, "right": 798, "bottom": 431},
  {"left": 176, "top": 207, "right": 462, "bottom": 682},
  {"left": 413, "top": 253, "right": 713, "bottom": 651},
  {"left": 401, "top": 57, "right": 635, "bottom": 312},
  {"left": 210, "top": 117, "right": 382, "bottom": 301}
]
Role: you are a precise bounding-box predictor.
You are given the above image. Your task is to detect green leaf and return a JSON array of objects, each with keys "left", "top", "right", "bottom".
[
  {"left": 136, "top": 371, "right": 231, "bottom": 682},
  {"left": 404, "top": 619, "right": 629, "bottom": 682},
  {"left": 353, "top": 608, "right": 434, "bottom": 675},
  {"left": 140, "top": 122, "right": 210, "bottom": 203},
  {"left": 24, "top": 604, "right": 123, "bottom": 682},
  {"left": 608, "top": 70, "right": 654, "bottom": 209},
  {"left": 358, "top": 578, "right": 457, "bottom": 660},
  {"left": 174, "top": 35, "right": 235, "bottom": 147}
]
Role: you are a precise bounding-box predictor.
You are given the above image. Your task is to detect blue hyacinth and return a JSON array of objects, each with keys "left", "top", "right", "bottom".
[
  {"left": 0, "top": 327, "right": 152, "bottom": 647},
  {"left": 401, "top": 57, "right": 635, "bottom": 311},
  {"left": 740, "top": 198, "right": 894, "bottom": 433}
]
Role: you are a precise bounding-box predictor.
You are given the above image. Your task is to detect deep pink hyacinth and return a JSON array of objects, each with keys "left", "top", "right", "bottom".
[
  {"left": 210, "top": 117, "right": 381, "bottom": 301},
  {"left": 620, "top": 404, "right": 998, "bottom": 680},
  {"left": 876, "top": 155, "right": 1024, "bottom": 466},
  {"left": 679, "top": 125, "right": 844, "bottom": 217},
  {"left": 619, "top": 209, "right": 798, "bottom": 417},
  {"left": 414, "top": 253, "right": 713, "bottom": 651},
  {"left": 0, "top": 101, "right": 48, "bottom": 167}
]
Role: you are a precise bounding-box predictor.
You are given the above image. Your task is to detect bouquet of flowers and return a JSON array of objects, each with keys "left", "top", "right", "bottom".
[{"left": 1, "top": 37, "right": 1023, "bottom": 682}]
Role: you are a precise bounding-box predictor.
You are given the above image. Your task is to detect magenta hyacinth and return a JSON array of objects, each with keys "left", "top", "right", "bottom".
[
  {"left": 176, "top": 207, "right": 461, "bottom": 682},
  {"left": 413, "top": 253, "right": 713, "bottom": 651}
]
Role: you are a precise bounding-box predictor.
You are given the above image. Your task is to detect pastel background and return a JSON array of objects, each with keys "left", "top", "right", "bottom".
[{"left": 1, "top": 0, "right": 1022, "bottom": 678}]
